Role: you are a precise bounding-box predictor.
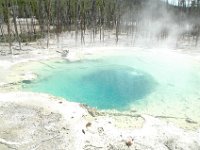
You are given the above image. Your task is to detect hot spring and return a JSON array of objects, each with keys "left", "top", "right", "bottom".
[
  {"left": 25, "top": 64, "right": 156, "bottom": 110},
  {"left": 23, "top": 49, "right": 200, "bottom": 121}
]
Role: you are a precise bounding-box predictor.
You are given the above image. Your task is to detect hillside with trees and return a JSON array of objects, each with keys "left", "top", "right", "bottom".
[{"left": 0, "top": 0, "right": 200, "bottom": 54}]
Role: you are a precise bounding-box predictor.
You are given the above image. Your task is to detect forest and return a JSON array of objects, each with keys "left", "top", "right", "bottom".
[{"left": 0, "top": 0, "right": 200, "bottom": 53}]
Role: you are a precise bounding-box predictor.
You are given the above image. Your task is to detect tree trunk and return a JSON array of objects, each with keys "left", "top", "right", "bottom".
[
  {"left": 11, "top": 1, "right": 21, "bottom": 50},
  {"left": 4, "top": 0, "right": 13, "bottom": 55},
  {"left": 47, "top": 0, "right": 51, "bottom": 49}
]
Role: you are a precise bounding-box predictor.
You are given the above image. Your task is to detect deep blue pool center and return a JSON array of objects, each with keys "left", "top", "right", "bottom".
[{"left": 25, "top": 61, "right": 156, "bottom": 110}]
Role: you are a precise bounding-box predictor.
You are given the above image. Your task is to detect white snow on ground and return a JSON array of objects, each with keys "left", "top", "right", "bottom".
[
  {"left": 0, "top": 92, "right": 199, "bottom": 150},
  {"left": 0, "top": 31, "right": 200, "bottom": 149}
]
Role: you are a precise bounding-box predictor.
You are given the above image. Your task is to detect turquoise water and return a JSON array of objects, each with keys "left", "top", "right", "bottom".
[
  {"left": 24, "top": 59, "right": 156, "bottom": 110},
  {"left": 23, "top": 50, "right": 200, "bottom": 120}
]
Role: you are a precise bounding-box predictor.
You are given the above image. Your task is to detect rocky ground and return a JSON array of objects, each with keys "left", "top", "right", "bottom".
[
  {"left": 0, "top": 40, "right": 200, "bottom": 149},
  {"left": 0, "top": 92, "right": 199, "bottom": 150}
]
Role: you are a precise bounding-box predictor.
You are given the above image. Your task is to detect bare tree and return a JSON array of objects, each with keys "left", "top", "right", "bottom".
[
  {"left": 47, "top": 0, "right": 52, "bottom": 49},
  {"left": 3, "top": 0, "right": 12, "bottom": 54},
  {"left": 11, "top": 0, "right": 21, "bottom": 50}
]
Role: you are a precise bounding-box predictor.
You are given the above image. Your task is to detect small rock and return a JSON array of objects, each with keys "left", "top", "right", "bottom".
[
  {"left": 125, "top": 137, "right": 134, "bottom": 147},
  {"left": 82, "top": 129, "right": 85, "bottom": 134},
  {"left": 185, "top": 118, "right": 197, "bottom": 124},
  {"left": 125, "top": 140, "right": 133, "bottom": 147},
  {"left": 22, "top": 80, "right": 32, "bottom": 84},
  {"left": 86, "top": 122, "right": 92, "bottom": 128},
  {"left": 98, "top": 127, "right": 104, "bottom": 136},
  {"left": 130, "top": 110, "right": 137, "bottom": 113}
]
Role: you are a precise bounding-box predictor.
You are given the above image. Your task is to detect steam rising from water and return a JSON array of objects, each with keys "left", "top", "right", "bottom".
[
  {"left": 120, "top": 0, "right": 199, "bottom": 48},
  {"left": 43, "top": 0, "right": 200, "bottom": 50}
]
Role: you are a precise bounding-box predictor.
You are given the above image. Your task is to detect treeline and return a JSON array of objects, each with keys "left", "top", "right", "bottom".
[{"left": 0, "top": 0, "right": 200, "bottom": 54}]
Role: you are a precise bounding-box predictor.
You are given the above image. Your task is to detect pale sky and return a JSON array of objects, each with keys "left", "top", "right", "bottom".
[
  {"left": 165, "top": 0, "right": 178, "bottom": 5},
  {"left": 165, "top": 0, "right": 191, "bottom": 6},
  {"left": 169, "top": 0, "right": 177, "bottom": 4}
]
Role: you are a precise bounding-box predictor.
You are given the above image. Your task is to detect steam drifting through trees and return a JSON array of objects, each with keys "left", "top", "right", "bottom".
[{"left": 0, "top": 0, "right": 200, "bottom": 54}]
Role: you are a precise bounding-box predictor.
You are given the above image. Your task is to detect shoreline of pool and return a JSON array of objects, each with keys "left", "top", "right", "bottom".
[
  {"left": 0, "top": 91, "right": 199, "bottom": 149},
  {"left": 0, "top": 47, "right": 200, "bottom": 129},
  {"left": 0, "top": 47, "right": 200, "bottom": 149}
]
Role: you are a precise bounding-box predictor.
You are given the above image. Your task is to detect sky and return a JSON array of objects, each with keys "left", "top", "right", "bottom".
[
  {"left": 164, "top": 0, "right": 178, "bottom": 5},
  {"left": 169, "top": 0, "right": 177, "bottom": 4},
  {"left": 164, "top": 0, "right": 191, "bottom": 6}
]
